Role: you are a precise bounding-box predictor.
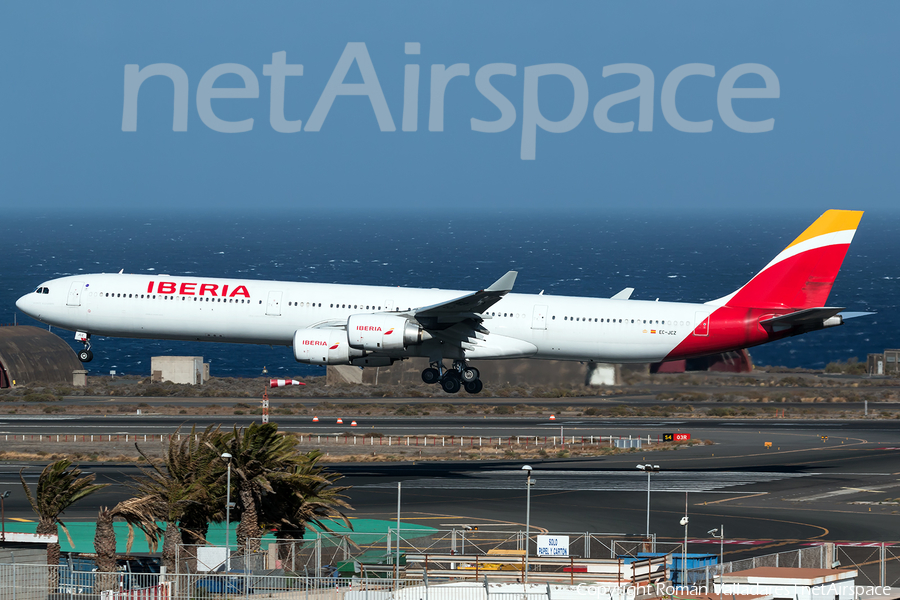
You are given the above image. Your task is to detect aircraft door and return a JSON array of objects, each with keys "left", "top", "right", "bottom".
[
  {"left": 532, "top": 304, "right": 548, "bottom": 330},
  {"left": 266, "top": 291, "right": 283, "bottom": 316},
  {"left": 693, "top": 312, "right": 710, "bottom": 336},
  {"left": 384, "top": 300, "right": 394, "bottom": 312},
  {"left": 67, "top": 281, "right": 85, "bottom": 306}
]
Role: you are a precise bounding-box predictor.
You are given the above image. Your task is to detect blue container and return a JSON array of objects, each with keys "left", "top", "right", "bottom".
[{"left": 618, "top": 552, "right": 718, "bottom": 585}]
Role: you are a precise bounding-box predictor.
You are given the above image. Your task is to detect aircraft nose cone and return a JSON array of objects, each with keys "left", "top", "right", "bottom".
[{"left": 16, "top": 294, "right": 31, "bottom": 315}]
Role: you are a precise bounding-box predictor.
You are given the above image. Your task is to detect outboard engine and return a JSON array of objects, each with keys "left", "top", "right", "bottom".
[{"left": 293, "top": 328, "right": 363, "bottom": 365}]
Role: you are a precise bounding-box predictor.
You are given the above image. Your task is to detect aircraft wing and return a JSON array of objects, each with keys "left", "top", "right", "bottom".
[
  {"left": 412, "top": 271, "right": 517, "bottom": 325},
  {"left": 307, "top": 272, "right": 517, "bottom": 343}
]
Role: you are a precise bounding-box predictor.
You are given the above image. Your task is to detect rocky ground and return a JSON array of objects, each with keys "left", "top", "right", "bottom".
[
  {"left": 0, "top": 364, "right": 896, "bottom": 463},
  {"left": 0, "top": 364, "right": 897, "bottom": 420}
]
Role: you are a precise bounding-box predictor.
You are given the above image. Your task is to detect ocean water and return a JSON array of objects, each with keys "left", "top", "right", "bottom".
[{"left": 2, "top": 210, "right": 895, "bottom": 378}]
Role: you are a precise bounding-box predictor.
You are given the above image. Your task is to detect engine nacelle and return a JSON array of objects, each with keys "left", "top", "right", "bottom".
[
  {"left": 293, "top": 328, "right": 363, "bottom": 365},
  {"left": 347, "top": 314, "right": 425, "bottom": 352}
]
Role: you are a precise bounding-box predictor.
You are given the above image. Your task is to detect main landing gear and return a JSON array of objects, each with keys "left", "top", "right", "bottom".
[
  {"left": 76, "top": 332, "right": 93, "bottom": 363},
  {"left": 421, "top": 361, "right": 483, "bottom": 394}
]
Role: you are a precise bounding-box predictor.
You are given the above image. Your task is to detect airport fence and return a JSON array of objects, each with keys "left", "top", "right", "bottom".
[
  {"left": 0, "top": 432, "right": 667, "bottom": 450},
  {"left": 685, "top": 544, "right": 834, "bottom": 588},
  {"left": 836, "top": 544, "right": 900, "bottom": 589},
  {"left": 227, "top": 530, "right": 674, "bottom": 576},
  {"left": 686, "top": 543, "right": 900, "bottom": 590},
  {"left": 0, "top": 566, "right": 593, "bottom": 600}
]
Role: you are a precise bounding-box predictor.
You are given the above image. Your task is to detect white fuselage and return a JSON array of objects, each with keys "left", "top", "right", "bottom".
[{"left": 17, "top": 273, "right": 709, "bottom": 363}]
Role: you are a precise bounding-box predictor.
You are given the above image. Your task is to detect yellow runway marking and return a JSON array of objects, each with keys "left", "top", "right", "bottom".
[{"left": 701, "top": 492, "right": 769, "bottom": 505}]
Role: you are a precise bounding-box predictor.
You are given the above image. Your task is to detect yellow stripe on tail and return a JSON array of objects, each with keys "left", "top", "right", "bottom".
[{"left": 784, "top": 209, "right": 864, "bottom": 250}]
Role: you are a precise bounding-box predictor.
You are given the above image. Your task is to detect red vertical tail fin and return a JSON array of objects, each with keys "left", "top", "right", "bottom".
[{"left": 708, "top": 210, "right": 863, "bottom": 310}]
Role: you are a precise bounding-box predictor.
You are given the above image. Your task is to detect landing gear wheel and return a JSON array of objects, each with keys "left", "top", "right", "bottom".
[
  {"left": 78, "top": 350, "right": 93, "bottom": 363},
  {"left": 464, "top": 379, "right": 483, "bottom": 394},
  {"left": 441, "top": 376, "right": 461, "bottom": 394},
  {"left": 461, "top": 367, "right": 479, "bottom": 382},
  {"left": 422, "top": 368, "right": 440, "bottom": 384}
]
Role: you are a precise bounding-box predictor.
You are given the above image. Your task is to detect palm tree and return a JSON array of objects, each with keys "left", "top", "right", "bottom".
[
  {"left": 120, "top": 426, "right": 223, "bottom": 573},
  {"left": 213, "top": 423, "right": 304, "bottom": 553},
  {"left": 94, "top": 507, "right": 117, "bottom": 569},
  {"left": 93, "top": 502, "right": 162, "bottom": 592},
  {"left": 94, "top": 507, "right": 118, "bottom": 591},
  {"left": 261, "top": 450, "right": 353, "bottom": 568},
  {"left": 19, "top": 460, "right": 109, "bottom": 587}
]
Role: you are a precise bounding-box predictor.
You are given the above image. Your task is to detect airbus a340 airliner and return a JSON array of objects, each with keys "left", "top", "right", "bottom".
[{"left": 17, "top": 210, "right": 865, "bottom": 394}]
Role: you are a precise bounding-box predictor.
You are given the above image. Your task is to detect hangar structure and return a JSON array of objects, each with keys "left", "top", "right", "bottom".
[{"left": 0, "top": 326, "right": 84, "bottom": 388}]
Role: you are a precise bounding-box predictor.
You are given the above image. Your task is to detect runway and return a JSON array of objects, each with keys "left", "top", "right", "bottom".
[{"left": 2, "top": 415, "right": 899, "bottom": 558}]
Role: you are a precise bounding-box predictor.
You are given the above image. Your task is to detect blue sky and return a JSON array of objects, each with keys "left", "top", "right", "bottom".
[{"left": 1, "top": 1, "right": 898, "bottom": 215}]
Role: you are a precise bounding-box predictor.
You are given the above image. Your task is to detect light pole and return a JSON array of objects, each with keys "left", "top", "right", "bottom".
[
  {"left": 680, "top": 515, "right": 689, "bottom": 591},
  {"left": 522, "top": 465, "right": 533, "bottom": 584},
  {"left": 708, "top": 526, "right": 724, "bottom": 600},
  {"left": 221, "top": 453, "right": 233, "bottom": 571},
  {"left": 0, "top": 490, "right": 10, "bottom": 542},
  {"left": 636, "top": 465, "right": 660, "bottom": 539}
]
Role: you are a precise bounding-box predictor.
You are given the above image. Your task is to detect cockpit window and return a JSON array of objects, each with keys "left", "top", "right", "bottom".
[{"left": 34, "top": 287, "right": 50, "bottom": 294}]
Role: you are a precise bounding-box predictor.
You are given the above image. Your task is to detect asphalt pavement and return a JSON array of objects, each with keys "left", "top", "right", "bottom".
[{"left": 2, "top": 415, "right": 899, "bottom": 557}]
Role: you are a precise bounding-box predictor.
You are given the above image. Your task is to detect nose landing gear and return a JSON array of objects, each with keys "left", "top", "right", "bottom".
[
  {"left": 75, "top": 332, "right": 93, "bottom": 363},
  {"left": 421, "top": 361, "right": 482, "bottom": 394}
]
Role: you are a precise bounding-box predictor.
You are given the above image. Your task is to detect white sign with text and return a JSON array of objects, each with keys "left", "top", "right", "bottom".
[{"left": 537, "top": 535, "right": 569, "bottom": 557}]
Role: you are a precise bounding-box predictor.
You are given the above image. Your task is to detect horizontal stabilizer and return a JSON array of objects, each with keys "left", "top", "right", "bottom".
[
  {"left": 839, "top": 311, "right": 876, "bottom": 320},
  {"left": 760, "top": 307, "right": 845, "bottom": 332},
  {"left": 611, "top": 287, "right": 634, "bottom": 300}
]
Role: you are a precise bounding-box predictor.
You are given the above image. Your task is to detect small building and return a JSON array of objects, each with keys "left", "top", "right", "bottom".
[
  {"left": 0, "top": 326, "right": 85, "bottom": 388},
  {"left": 868, "top": 350, "right": 900, "bottom": 376},
  {"left": 0, "top": 532, "right": 56, "bottom": 600},
  {"left": 717, "top": 567, "right": 857, "bottom": 600},
  {"left": 150, "top": 356, "right": 209, "bottom": 385}
]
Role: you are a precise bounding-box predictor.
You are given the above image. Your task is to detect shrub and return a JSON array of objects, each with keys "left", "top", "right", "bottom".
[
  {"left": 140, "top": 385, "right": 169, "bottom": 397},
  {"left": 825, "top": 358, "right": 868, "bottom": 375},
  {"left": 23, "top": 393, "right": 61, "bottom": 403}
]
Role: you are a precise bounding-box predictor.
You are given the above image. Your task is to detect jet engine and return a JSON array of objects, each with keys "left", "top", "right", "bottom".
[
  {"left": 293, "top": 328, "right": 363, "bottom": 365},
  {"left": 347, "top": 314, "right": 427, "bottom": 352}
]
